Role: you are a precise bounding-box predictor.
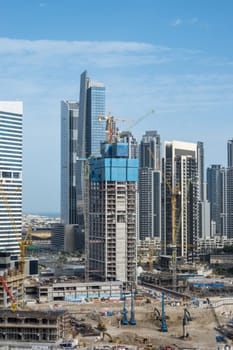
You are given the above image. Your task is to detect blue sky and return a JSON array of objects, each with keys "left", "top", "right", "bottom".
[{"left": 0, "top": 0, "right": 233, "bottom": 214}]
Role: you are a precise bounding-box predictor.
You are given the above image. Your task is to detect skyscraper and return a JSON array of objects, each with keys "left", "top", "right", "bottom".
[
  {"left": 227, "top": 167, "right": 233, "bottom": 238},
  {"left": 60, "top": 101, "right": 79, "bottom": 224},
  {"left": 162, "top": 141, "right": 199, "bottom": 261},
  {"left": 77, "top": 71, "right": 106, "bottom": 223},
  {"left": 87, "top": 142, "right": 138, "bottom": 283},
  {"left": 198, "top": 183, "right": 211, "bottom": 240},
  {"left": 227, "top": 138, "right": 233, "bottom": 168},
  {"left": 77, "top": 70, "right": 106, "bottom": 159},
  {"left": 119, "top": 131, "right": 138, "bottom": 159},
  {"left": 138, "top": 131, "right": 161, "bottom": 240},
  {"left": 0, "top": 101, "right": 23, "bottom": 254},
  {"left": 206, "top": 165, "right": 225, "bottom": 236},
  {"left": 197, "top": 141, "right": 204, "bottom": 201},
  {"left": 226, "top": 139, "right": 233, "bottom": 238}
]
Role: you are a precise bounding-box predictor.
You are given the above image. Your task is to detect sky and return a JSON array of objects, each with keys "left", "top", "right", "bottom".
[{"left": 0, "top": 0, "right": 233, "bottom": 214}]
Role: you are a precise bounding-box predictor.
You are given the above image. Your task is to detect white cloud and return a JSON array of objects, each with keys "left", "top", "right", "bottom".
[
  {"left": 171, "top": 17, "right": 199, "bottom": 27},
  {"left": 0, "top": 37, "right": 232, "bottom": 212},
  {"left": 171, "top": 18, "right": 183, "bottom": 26}
]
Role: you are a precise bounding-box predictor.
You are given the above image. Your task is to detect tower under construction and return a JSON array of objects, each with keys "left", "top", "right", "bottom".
[{"left": 87, "top": 142, "right": 138, "bottom": 284}]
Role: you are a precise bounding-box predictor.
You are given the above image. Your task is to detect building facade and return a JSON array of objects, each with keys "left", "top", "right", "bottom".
[
  {"left": 162, "top": 141, "right": 199, "bottom": 261},
  {"left": 207, "top": 164, "right": 225, "bottom": 236},
  {"left": 227, "top": 167, "right": 233, "bottom": 238},
  {"left": 77, "top": 71, "right": 106, "bottom": 225},
  {"left": 119, "top": 131, "right": 138, "bottom": 159},
  {"left": 227, "top": 138, "right": 233, "bottom": 168},
  {"left": 60, "top": 101, "right": 79, "bottom": 224},
  {"left": 0, "top": 101, "right": 23, "bottom": 254},
  {"left": 198, "top": 183, "right": 211, "bottom": 240},
  {"left": 138, "top": 131, "right": 161, "bottom": 240},
  {"left": 87, "top": 142, "right": 138, "bottom": 283}
]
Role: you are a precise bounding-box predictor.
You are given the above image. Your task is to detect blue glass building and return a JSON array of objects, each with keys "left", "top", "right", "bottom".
[
  {"left": 77, "top": 71, "right": 106, "bottom": 224},
  {"left": 78, "top": 71, "right": 106, "bottom": 159}
]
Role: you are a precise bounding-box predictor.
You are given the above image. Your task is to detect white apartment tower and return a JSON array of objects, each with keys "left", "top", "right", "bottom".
[{"left": 0, "top": 102, "right": 23, "bottom": 254}]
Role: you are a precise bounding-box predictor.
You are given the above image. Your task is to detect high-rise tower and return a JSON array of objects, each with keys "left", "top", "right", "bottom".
[
  {"left": 162, "top": 141, "right": 199, "bottom": 261},
  {"left": 138, "top": 131, "right": 161, "bottom": 240},
  {"left": 226, "top": 138, "right": 233, "bottom": 238},
  {"left": 77, "top": 70, "right": 106, "bottom": 159},
  {"left": 60, "top": 101, "right": 79, "bottom": 224},
  {"left": 87, "top": 141, "right": 138, "bottom": 283},
  {"left": 227, "top": 138, "right": 233, "bottom": 168},
  {"left": 0, "top": 101, "right": 23, "bottom": 254},
  {"left": 77, "top": 71, "right": 106, "bottom": 223},
  {"left": 206, "top": 164, "right": 225, "bottom": 236}
]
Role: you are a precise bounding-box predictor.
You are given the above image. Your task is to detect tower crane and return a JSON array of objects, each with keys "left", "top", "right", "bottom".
[
  {"left": 0, "top": 276, "right": 17, "bottom": 311},
  {"left": 98, "top": 112, "right": 133, "bottom": 143},
  {"left": 19, "top": 226, "right": 33, "bottom": 274},
  {"left": 127, "top": 109, "right": 155, "bottom": 131}
]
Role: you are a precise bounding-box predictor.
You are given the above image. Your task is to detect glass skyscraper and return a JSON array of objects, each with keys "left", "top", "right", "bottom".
[
  {"left": 78, "top": 70, "right": 106, "bottom": 159},
  {"left": 77, "top": 71, "right": 106, "bottom": 222},
  {"left": 0, "top": 101, "right": 23, "bottom": 254},
  {"left": 227, "top": 138, "right": 233, "bottom": 168},
  {"left": 60, "top": 101, "right": 79, "bottom": 224},
  {"left": 139, "top": 130, "right": 161, "bottom": 240}
]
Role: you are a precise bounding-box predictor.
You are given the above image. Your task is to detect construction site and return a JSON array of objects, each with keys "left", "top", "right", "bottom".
[
  {"left": 1, "top": 116, "right": 233, "bottom": 350},
  {"left": 0, "top": 288, "right": 230, "bottom": 350}
]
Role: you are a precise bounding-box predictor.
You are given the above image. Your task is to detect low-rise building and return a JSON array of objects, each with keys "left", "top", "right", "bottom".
[
  {"left": 24, "top": 279, "right": 123, "bottom": 303},
  {"left": 0, "top": 309, "right": 70, "bottom": 342}
]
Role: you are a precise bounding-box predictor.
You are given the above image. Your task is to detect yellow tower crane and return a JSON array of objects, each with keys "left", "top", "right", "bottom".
[
  {"left": 98, "top": 112, "right": 133, "bottom": 143},
  {"left": 0, "top": 180, "right": 33, "bottom": 274}
]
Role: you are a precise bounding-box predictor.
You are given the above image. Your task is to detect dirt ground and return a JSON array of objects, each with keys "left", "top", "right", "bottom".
[{"left": 39, "top": 298, "right": 233, "bottom": 350}]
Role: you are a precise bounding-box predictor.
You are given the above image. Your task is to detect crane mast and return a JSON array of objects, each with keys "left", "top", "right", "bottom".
[{"left": 171, "top": 191, "right": 177, "bottom": 290}]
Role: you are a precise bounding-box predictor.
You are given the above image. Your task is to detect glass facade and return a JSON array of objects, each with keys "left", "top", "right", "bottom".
[
  {"left": 0, "top": 102, "right": 23, "bottom": 254},
  {"left": 60, "top": 101, "right": 79, "bottom": 224},
  {"left": 77, "top": 71, "right": 106, "bottom": 224},
  {"left": 86, "top": 86, "right": 106, "bottom": 157}
]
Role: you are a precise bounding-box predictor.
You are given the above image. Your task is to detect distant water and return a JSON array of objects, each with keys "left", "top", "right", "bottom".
[{"left": 23, "top": 212, "right": 60, "bottom": 218}]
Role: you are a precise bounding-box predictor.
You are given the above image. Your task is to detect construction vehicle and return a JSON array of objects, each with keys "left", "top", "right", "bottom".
[
  {"left": 0, "top": 276, "right": 17, "bottom": 311},
  {"left": 102, "top": 332, "right": 120, "bottom": 343},
  {"left": 143, "top": 344, "right": 153, "bottom": 350},
  {"left": 91, "top": 311, "right": 107, "bottom": 332}
]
